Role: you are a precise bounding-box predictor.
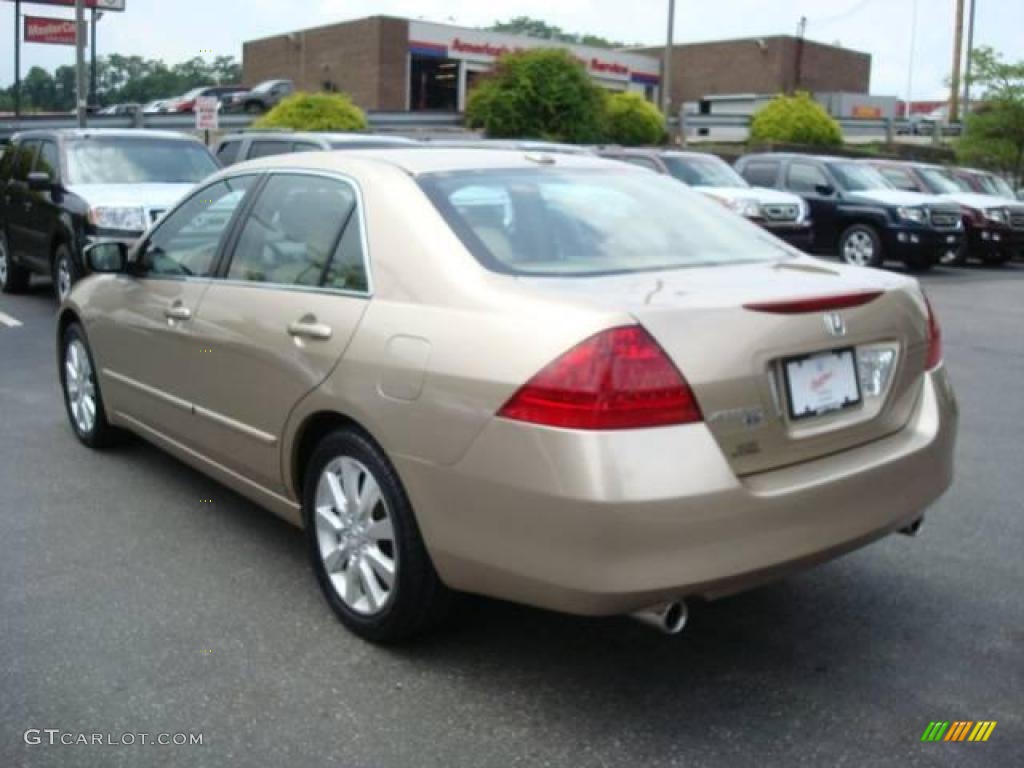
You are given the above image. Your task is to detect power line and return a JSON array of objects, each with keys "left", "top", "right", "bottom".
[{"left": 807, "top": 0, "right": 880, "bottom": 29}]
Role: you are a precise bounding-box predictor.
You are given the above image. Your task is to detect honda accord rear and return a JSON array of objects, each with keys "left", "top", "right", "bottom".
[{"left": 60, "top": 150, "right": 957, "bottom": 642}]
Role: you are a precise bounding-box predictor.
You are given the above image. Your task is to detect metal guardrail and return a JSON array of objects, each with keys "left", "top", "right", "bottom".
[{"left": 0, "top": 110, "right": 465, "bottom": 140}]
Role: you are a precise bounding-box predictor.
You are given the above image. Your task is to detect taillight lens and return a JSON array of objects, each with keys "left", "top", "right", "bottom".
[
  {"left": 924, "top": 296, "right": 942, "bottom": 370},
  {"left": 497, "top": 326, "right": 702, "bottom": 430}
]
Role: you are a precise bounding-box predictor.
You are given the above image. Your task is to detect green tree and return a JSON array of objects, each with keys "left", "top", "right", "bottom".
[
  {"left": 958, "top": 46, "right": 1024, "bottom": 188},
  {"left": 749, "top": 92, "right": 842, "bottom": 147},
  {"left": 466, "top": 48, "right": 607, "bottom": 143},
  {"left": 255, "top": 92, "right": 369, "bottom": 131},
  {"left": 488, "top": 16, "right": 626, "bottom": 48},
  {"left": 22, "top": 67, "right": 57, "bottom": 111},
  {"left": 604, "top": 92, "right": 665, "bottom": 145}
]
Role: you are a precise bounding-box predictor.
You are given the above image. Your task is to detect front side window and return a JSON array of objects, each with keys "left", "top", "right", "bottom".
[
  {"left": 140, "top": 177, "right": 255, "bottom": 277},
  {"left": 877, "top": 166, "right": 918, "bottom": 192},
  {"left": 14, "top": 141, "right": 39, "bottom": 181},
  {"left": 216, "top": 140, "right": 241, "bottom": 166},
  {"left": 786, "top": 162, "right": 831, "bottom": 195},
  {"left": 420, "top": 168, "right": 789, "bottom": 277},
  {"left": 827, "top": 162, "right": 892, "bottom": 192},
  {"left": 36, "top": 141, "right": 60, "bottom": 179},
  {"left": 66, "top": 138, "right": 218, "bottom": 185},
  {"left": 227, "top": 174, "right": 364, "bottom": 289},
  {"left": 916, "top": 167, "right": 963, "bottom": 194}
]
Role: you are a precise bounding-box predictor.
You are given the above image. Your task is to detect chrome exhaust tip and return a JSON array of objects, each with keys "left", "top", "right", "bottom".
[
  {"left": 631, "top": 601, "right": 688, "bottom": 635},
  {"left": 900, "top": 517, "right": 924, "bottom": 537}
]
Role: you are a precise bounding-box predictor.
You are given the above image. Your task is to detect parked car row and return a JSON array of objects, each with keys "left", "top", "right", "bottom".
[{"left": 3, "top": 129, "right": 1020, "bottom": 303}]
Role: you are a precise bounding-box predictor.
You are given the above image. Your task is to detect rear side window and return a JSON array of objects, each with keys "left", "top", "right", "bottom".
[
  {"left": 216, "top": 140, "right": 242, "bottom": 166},
  {"left": 786, "top": 162, "right": 830, "bottom": 195},
  {"left": 740, "top": 161, "right": 779, "bottom": 188},
  {"left": 247, "top": 140, "right": 292, "bottom": 160},
  {"left": 292, "top": 142, "right": 321, "bottom": 153},
  {"left": 227, "top": 174, "right": 367, "bottom": 291},
  {"left": 618, "top": 156, "right": 661, "bottom": 172}
]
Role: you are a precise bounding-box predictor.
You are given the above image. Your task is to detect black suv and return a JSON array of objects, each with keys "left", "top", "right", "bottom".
[
  {"left": 214, "top": 132, "right": 417, "bottom": 166},
  {"left": 0, "top": 130, "right": 219, "bottom": 300},
  {"left": 735, "top": 153, "right": 964, "bottom": 270}
]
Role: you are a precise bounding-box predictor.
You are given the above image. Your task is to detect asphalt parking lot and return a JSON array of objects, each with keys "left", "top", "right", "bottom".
[{"left": 1, "top": 264, "right": 1022, "bottom": 768}]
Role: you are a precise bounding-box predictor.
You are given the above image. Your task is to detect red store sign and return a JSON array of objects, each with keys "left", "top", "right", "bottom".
[{"left": 24, "top": 15, "right": 78, "bottom": 46}]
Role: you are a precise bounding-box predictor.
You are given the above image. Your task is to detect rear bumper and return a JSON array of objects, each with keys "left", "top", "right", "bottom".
[{"left": 397, "top": 367, "right": 958, "bottom": 616}]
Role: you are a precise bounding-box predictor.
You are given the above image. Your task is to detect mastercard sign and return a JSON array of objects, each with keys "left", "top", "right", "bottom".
[{"left": 24, "top": 16, "right": 77, "bottom": 46}]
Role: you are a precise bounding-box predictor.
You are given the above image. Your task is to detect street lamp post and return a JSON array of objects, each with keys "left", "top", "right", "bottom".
[
  {"left": 662, "top": 0, "right": 675, "bottom": 125},
  {"left": 75, "top": 0, "right": 86, "bottom": 127}
]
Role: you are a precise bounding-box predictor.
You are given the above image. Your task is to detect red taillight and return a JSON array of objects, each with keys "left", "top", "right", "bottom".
[
  {"left": 925, "top": 296, "right": 942, "bottom": 370},
  {"left": 743, "top": 291, "right": 883, "bottom": 314},
  {"left": 177, "top": 100, "right": 194, "bottom": 112},
  {"left": 497, "top": 326, "right": 702, "bottom": 430}
]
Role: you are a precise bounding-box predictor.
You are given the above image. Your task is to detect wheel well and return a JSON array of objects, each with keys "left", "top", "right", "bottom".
[
  {"left": 55, "top": 308, "right": 80, "bottom": 365},
  {"left": 291, "top": 411, "right": 376, "bottom": 499}
]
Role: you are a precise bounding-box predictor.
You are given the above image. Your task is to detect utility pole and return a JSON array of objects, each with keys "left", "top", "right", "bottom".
[
  {"left": 962, "top": 0, "right": 976, "bottom": 117},
  {"left": 75, "top": 0, "right": 87, "bottom": 127},
  {"left": 14, "top": 0, "right": 21, "bottom": 117},
  {"left": 905, "top": 0, "right": 918, "bottom": 116},
  {"left": 949, "top": 0, "right": 965, "bottom": 123},
  {"left": 89, "top": 9, "right": 99, "bottom": 108},
  {"left": 662, "top": 0, "right": 675, "bottom": 125},
  {"left": 794, "top": 16, "right": 807, "bottom": 93}
]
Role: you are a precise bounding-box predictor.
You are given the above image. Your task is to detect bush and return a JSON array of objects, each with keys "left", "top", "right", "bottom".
[
  {"left": 604, "top": 92, "right": 665, "bottom": 145},
  {"left": 466, "top": 49, "right": 606, "bottom": 143},
  {"left": 749, "top": 92, "right": 842, "bottom": 147},
  {"left": 254, "top": 91, "right": 368, "bottom": 132}
]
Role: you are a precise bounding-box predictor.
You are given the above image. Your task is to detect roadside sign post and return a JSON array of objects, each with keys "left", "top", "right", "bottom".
[
  {"left": 14, "top": 0, "right": 20, "bottom": 117},
  {"left": 195, "top": 96, "right": 219, "bottom": 146}
]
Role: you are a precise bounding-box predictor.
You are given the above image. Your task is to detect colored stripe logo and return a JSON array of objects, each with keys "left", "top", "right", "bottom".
[{"left": 921, "top": 721, "right": 996, "bottom": 742}]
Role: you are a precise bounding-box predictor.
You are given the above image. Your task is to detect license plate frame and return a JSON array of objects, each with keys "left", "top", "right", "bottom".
[{"left": 783, "top": 347, "right": 862, "bottom": 421}]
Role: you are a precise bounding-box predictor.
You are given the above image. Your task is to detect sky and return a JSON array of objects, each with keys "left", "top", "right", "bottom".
[{"left": 0, "top": 0, "right": 1020, "bottom": 101}]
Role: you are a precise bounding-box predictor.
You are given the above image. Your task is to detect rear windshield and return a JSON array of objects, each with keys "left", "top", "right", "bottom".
[
  {"left": 662, "top": 156, "right": 749, "bottom": 188},
  {"left": 66, "top": 138, "right": 218, "bottom": 185},
  {"left": 419, "top": 168, "right": 790, "bottom": 277}
]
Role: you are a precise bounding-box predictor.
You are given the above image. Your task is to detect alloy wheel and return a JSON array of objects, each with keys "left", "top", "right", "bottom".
[
  {"left": 314, "top": 457, "right": 398, "bottom": 616},
  {"left": 842, "top": 231, "right": 875, "bottom": 266},
  {"left": 65, "top": 339, "right": 97, "bottom": 435},
  {"left": 56, "top": 256, "right": 73, "bottom": 302}
]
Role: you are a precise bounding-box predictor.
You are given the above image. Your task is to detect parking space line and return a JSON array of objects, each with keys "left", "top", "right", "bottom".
[{"left": 0, "top": 310, "right": 24, "bottom": 328}]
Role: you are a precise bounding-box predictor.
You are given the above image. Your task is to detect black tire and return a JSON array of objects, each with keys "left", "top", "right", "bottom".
[
  {"left": 59, "top": 322, "right": 118, "bottom": 449},
  {"left": 980, "top": 248, "right": 1011, "bottom": 266},
  {"left": 303, "top": 428, "right": 455, "bottom": 644},
  {"left": 838, "top": 224, "right": 884, "bottom": 268},
  {"left": 0, "top": 231, "right": 31, "bottom": 294},
  {"left": 52, "top": 243, "right": 78, "bottom": 303},
  {"left": 903, "top": 250, "right": 935, "bottom": 273}
]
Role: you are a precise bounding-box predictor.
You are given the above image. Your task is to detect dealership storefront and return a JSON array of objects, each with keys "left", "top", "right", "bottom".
[
  {"left": 406, "top": 21, "right": 660, "bottom": 111},
  {"left": 243, "top": 17, "right": 660, "bottom": 113}
]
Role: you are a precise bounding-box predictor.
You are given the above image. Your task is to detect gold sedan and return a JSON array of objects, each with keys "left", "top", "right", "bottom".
[{"left": 58, "top": 150, "right": 958, "bottom": 642}]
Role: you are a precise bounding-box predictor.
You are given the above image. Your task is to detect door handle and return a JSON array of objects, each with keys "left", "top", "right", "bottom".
[
  {"left": 164, "top": 305, "right": 192, "bottom": 321},
  {"left": 287, "top": 316, "right": 332, "bottom": 341}
]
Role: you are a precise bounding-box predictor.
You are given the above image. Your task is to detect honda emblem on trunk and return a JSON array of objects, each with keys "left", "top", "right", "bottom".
[{"left": 824, "top": 312, "right": 846, "bottom": 337}]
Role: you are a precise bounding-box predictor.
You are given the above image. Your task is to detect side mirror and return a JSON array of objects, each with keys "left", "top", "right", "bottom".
[
  {"left": 85, "top": 241, "right": 128, "bottom": 274},
  {"left": 27, "top": 171, "right": 53, "bottom": 191},
  {"left": 815, "top": 183, "right": 835, "bottom": 197}
]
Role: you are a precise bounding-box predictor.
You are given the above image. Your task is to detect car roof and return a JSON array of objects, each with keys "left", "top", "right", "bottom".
[
  {"left": 222, "top": 132, "right": 417, "bottom": 144},
  {"left": 739, "top": 153, "right": 848, "bottom": 163},
  {"left": 13, "top": 129, "right": 202, "bottom": 143},
  {"left": 226, "top": 148, "right": 635, "bottom": 177}
]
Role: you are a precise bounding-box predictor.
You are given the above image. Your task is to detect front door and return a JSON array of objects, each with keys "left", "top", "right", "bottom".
[
  {"left": 91, "top": 176, "right": 257, "bottom": 446},
  {"left": 24, "top": 140, "right": 62, "bottom": 267},
  {"left": 188, "top": 172, "right": 371, "bottom": 493},
  {"left": 786, "top": 160, "right": 839, "bottom": 251},
  {"left": 5, "top": 140, "right": 41, "bottom": 267}
]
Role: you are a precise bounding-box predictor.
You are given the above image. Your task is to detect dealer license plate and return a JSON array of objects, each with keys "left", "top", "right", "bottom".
[{"left": 784, "top": 348, "right": 861, "bottom": 420}]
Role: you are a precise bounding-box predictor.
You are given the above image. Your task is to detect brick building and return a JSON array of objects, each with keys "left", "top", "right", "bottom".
[
  {"left": 243, "top": 16, "right": 661, "bottom": 113},
  {"left": 634, "top": 36, "right": 871, "bottom": 115}
]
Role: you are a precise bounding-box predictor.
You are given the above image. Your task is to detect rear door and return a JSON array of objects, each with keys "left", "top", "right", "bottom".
[{"left": 187, "top": 171, "right": 371, "bottom": 493}]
